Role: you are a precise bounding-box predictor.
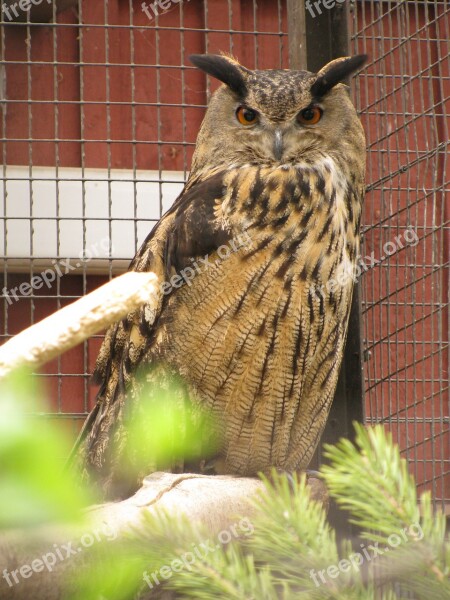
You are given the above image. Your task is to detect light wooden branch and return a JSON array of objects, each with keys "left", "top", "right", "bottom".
[
  {"left": 0, "top": 272, "right": 161, "bottom": 378},
  {"left": 0, "top": 474, "right": 265, "bottom": 600},
  {"left": 0, "top": 472, "right": 328, "bottom": 600}
]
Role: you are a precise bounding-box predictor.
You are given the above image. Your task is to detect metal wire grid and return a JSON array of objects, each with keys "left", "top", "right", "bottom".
[
  {"left": 351, "top": 0, "right": 449, "bottom": 510},
  {"left": 0, "top": 0, "right": 288, "bottom": 449}
]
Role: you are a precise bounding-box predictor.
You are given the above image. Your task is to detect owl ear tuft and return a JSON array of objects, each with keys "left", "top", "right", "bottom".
[
  {"left": 310, "top": 54, "right": 368, "bottom": 98},
  {"left": 189, "top": 54, "right": 249, "bottom": 97}
]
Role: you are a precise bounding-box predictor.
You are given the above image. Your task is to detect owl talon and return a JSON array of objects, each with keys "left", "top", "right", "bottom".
[
  {"left": 261, "top": 468, "right": 329, "bottom": 509},
  {"left": 305, "top": 469, "right": 321, "bottom": 479}
]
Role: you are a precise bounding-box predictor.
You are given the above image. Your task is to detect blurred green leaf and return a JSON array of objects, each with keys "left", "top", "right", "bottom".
[
  {"left": 66, "top": 548, "right": 148, "bottom": 600},
  {"left": 0, "top": 369, "right": 90, "bottom": 528},
  {"left": 123, "top": 373, "right": 218, "bottom": 473}
]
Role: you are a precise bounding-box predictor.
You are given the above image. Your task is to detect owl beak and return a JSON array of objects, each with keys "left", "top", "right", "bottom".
[{"left": 273, "top": 129, "right": 284, "bottom": 161}]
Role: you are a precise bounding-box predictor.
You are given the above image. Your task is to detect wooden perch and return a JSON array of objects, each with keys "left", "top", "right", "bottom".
[
  {"left": 0, "top": 272, "right": 161, "bottom": 378},
  {"left": 0, "top": 472, "right": 328, "bottom": 600}
]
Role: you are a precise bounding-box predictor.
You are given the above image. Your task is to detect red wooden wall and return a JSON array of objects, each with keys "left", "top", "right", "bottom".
[{"left": 352, "top": 0, "right": 449, "bottom": 503}]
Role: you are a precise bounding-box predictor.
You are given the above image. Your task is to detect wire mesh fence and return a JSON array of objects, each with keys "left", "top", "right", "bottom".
[
  {"left": 0, "top": 0, "right": 448, "bottom": 511},
  {"left": 351, "top": 0, "right": 449, "bottom": 512}
]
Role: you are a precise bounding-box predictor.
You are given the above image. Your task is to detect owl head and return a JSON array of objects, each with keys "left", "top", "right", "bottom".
[{"left": 189, "top": 53, "right": 367, "bottom": 174}]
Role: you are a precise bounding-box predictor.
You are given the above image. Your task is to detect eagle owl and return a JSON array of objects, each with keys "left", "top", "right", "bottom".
[{"left": 72, "top": 53, "right": 367, "bottom": 499}]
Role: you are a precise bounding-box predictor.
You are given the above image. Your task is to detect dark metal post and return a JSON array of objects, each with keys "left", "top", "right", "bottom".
[{"left": 287, "top": 0, "right": 365, "bottom": 536}]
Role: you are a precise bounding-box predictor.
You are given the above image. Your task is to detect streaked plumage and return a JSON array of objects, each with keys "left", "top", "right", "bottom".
[{"left": 71, "top": 54, "right": 367, "bottom": 499}]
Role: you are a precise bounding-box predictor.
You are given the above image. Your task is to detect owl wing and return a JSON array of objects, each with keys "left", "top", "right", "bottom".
[{"left": 69, "top": 169, "right": 232, "bottom": 496}]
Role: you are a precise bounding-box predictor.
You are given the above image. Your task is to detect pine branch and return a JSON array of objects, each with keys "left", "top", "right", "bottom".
[
  {"left": 321, "top": 423, "right": 449, "bottom": 597},
  {"left": 133, "top": 424, "right": 449, "bottom": 600}
]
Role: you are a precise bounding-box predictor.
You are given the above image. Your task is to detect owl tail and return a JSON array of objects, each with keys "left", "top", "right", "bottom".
[
  {"left": 67, "top": 353, "right": 204, "bottom": 501},
  {"left": 66, "top": 351, "right": 142, "bottom": 500}
]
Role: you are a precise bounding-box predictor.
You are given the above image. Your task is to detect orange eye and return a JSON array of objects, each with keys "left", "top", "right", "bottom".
[
  {"left": 236, "top": 106, "right": 259, "bottom": 126},
  {"left": 297, "top": 106, "right": 323, "bottom": 125}
]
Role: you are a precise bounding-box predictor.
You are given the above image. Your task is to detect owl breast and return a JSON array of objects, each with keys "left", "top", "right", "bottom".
[{"left": 147, "top": 160, "right": 362, "bottom": 475}]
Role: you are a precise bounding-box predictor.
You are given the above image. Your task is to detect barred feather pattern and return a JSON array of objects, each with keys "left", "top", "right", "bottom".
[
  {"left": 152, "top": 159, "right": 363, "bottom": 475},
  {"left": 74, "top": 153, "right": 364, "bottom": 498}
]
